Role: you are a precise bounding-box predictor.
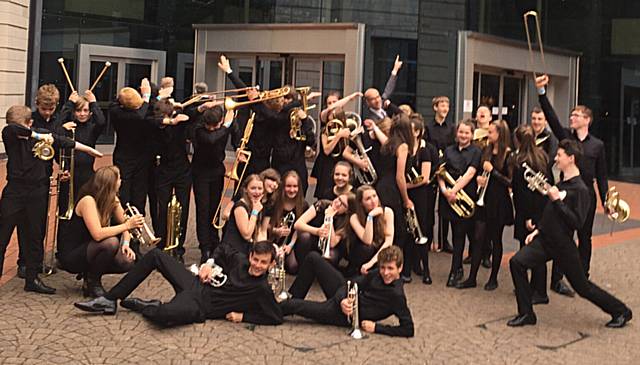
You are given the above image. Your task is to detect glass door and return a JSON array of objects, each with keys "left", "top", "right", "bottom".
[
  {"left": 621, "top": 85, "right": 640, "bottom": 174},
  {"left": 473, "top": 70, "right": 524, "bottom": 130}
]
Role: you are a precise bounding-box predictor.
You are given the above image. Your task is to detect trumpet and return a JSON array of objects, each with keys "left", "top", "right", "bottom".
[
  {"left": 349, "top": 117, "right": 377, "bottom": 185},
  {"left": 224, "top": 86, "right": 291, "bottom": 111},
  {"left": 124, "top": 203, "right": 161, "bottom": 246},
  {"left": 189, "top": 259, "right": 227, "bottom": 287},
  {"left": 179, "top": 86, "right": 259, "bottom": 109},
  {"left": 59, "top": 129, "right": 76, "bottom": 220},
  {"left": 522, "top": 162, "right": 550, "bottom": 195},
  {"left": 268, "top": 250, "right": 291, "bottom": 302},
  {"left": 318, "top": 215, "right": 333, "bottom": 259},
  {"left": 212, "top": 112, "right": 255, "bottom": 229},
  {"left": 164, "top": 191, "right": 182, "bottom": 253},
  {"left": 278, "top": 211, "right": 296, "bottom": 246},
  {"left": 435, "top": 164, "right": 476, "bottom": 218},
  {"left": 476, "top": 170, "right": 491, "bottom": 207},
  {"left": 405, "top": 207, "right": 428, "bottom": 245},
  {"left": 346, "top": 280, "right": 365, "bottom": 339},
  {"left": 289, "top": 87, "right": 316, "bottom": 141}
]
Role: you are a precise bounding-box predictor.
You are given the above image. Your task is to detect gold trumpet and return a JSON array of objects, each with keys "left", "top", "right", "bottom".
[
  {"left": 289, "top": 87, "right": 316, "bottom": 141},
  {"left": 164, "top": 190, "right": 182, "bottom": 253},
  {"left": 212, "top": 112, "right": 256, "bottom": 229},
  {"left": 124, "top": 203, "right": 161, "bottom": 246},
  {"left": 224, "top": 86, "right": 291, "bottom": 111},
  {"left": 435, "top": 164, "right": 476, "bottom": 218},
  {"left": 523, "top": 10, "right": 547, "bottom": 79}
]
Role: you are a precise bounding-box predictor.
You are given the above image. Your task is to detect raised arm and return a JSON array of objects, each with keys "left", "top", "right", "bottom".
[{"left": 536, "top": 75, "right": 569, "bottom": 141}]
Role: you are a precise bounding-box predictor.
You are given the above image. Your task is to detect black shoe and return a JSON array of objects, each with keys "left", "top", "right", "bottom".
[
  {"left": 462, "top": 256, "right": 471, "bottom": 265},
  {"left": 484, "top": 280, "right": 498, "bottom": 291},
  {"left": 481, "top": 257, "right": 492, "bottom": 269},
  {"left": 82, "top": 277, "right": 107, "bottom": 298},
  {"left": 422, "top": 273, "right": 432, "bottom": 285},
  {"left": 446, "top": 271, "right": 461, "bottom": 287},
  {"left": 531, "top": 292, "right": 550, "bottom": 305},
  {"left": 74, "top": 296, "right": 117, "bottom": 315},
  {"left": 443, "top": 244, "right": 453, "bottom": 253},
  {"left": 551, "top": 280, "right": 575, "bottom": 297},
  {"left": 18, "top": 265, "right": 56, "bottom": 279},
  {"left": 507, "top": 313, "right": 537, "bottom": 327},
  {"left": 24, "top": 277, "right": 56, "bottom": 295},
  {"left": 606, "top": 309, "right": 632, "bottom": 328},
  {"left": 454, "top": 268, "right": 464, "bottom": 281},
  {"left": 456, "top": 279, "right": 477, "bottom": 289},
  {"left": 401, "top": 275, "right": 412, "bottom": 284},
  {"left": 17, "top": 265, "right": 26, "bottom": 279},
  {"left": 120, "top": 297, "right": 161, "bottom": 313}
]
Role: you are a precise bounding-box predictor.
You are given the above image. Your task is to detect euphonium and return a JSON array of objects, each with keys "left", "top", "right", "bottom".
[
  {"left": 124, "top": 203, "right": 161, "bottom": 246},
  {"left": 405, "top": 207, "right": 428, "bottom": 245},
  {"left": 59, "top": 129, "right": 76, "bottom": 220},
  {"left": 605, "top": 187, "right": 630, "bottom": 224},
  {"left": 164, "top": 191, "right": 182, "bottom": 253},
  {"left": 327, "top": 112, "right": 360, "bottom": 158},
  {"left": 288, "top": 87, "right": 316, "bottom": 141},
  {"left": 476, "top": 170, "right": 491, "bottom": 207},
  {"left": 212, "top": 112, "right": 256, "bottom": 229},
  {"left": 346, "top": 280, "right": 365, "bottom": 339},
  {"left": 318, "top": 215, "right": 333, "bottom": 259},
  {"left": 435, "top": 164, "right": 476, "bottom": 218},
  {"left": 224, "top": 86, "right": 291, "bottom": 111}
]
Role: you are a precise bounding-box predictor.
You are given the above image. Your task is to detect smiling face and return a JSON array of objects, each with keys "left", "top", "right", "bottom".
[
  {"left": 283, "top": 175, "right": 299, "bottom": 200},
  {"left": 331, "top": 194, "right": 349, "bottom": 215},
  {"left": 361, "top": 188, "right": 380, "bottom": 212},
  {"left": 433, "top": 101, "right": 449, "bottom": 120},
  {"left": 333, "top": 164, "right": 350, "bottom": 188},
  {"left": 246, "top": 179, "right": 264, "bottom": 201},
  {"left": 248, "top": 252, "right": 274, "bottom": 277},
  {"left": 263, "top": 178, "right": 278, "bottom": 194},
  {"left": 554, "top": 147, "right": 575, "bottom": 171},
  {"left": 569, "top": 109, "right": 590, "bottom": 130},
  {"left": 457, "top": 123, "right": 473, "bottom": 147},
  {"left": 379, "top": 260, "right": 402, "bottom": 284},
  {"left": 364, "top": 88, "right": 382, "bottom": 110},
  {"left": 530, "top": 111, "right": 546, "bottom": 135},
  {"left": 74, "top": 101, "right": 91, "bottom": 123}
]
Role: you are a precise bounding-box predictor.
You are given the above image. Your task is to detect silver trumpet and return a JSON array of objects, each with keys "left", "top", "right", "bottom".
[
  {"left": 189, "top": 259, "right": 227, "bottom": 287},
  {"left": 346, "top": 280, "right": 365, "bottom": 339},
  {"left": 405, "top": 207, "right": 428, "bottom": 245},
  {"left": 317, "top": 215, "right": 333, "bottom": 259},
  {"left": 476, "top": 170, "right": 491, "bottom": 207},
  {"left": 270, "top": 252, "right": 291, "bottom": 302},
  {"left": 522, "top": 162, "right": 549, "bottom": 195},
  {"left": 124, "top": 203, "right": 161, "bottom": 246}
]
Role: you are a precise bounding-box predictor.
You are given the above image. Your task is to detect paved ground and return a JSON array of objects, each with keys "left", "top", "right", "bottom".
[{"left": 1, "top": 151, "right": 639, "bottom": 364}]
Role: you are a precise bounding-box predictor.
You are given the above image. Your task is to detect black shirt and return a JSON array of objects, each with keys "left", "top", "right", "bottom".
[
  {"left": 537, "top": 175, "right": 590, "bottom": 245},
  {"left": 425, "top": 118, "right": 455, "bottom": 158},
  {"left": 331, "top": 269, "right": 414, "bottom": 337},
  {"left": 109, "top": 102, "right": 154, "bottom": 169},
  {"left": 443, "top": 143, "right": 482, "bottom": 196},
  {"left": 205, "top": 244, "right": 282, "bottom": 325},
  {"left": 31, "top": 109, "right": 60, "bottom": 132},
  {"left": 538, "top": 94, "right": 608, "bottom": 204},
  {"left": 57, "top": 101, "right": 106, "bottom": 169},
  {"left": 191, "top": 124, "right": 231, "bottom": 179}
]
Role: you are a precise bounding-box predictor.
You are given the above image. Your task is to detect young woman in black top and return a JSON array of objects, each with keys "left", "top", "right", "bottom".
[
  {"left": 438, "top": 119, "right": 482, "bottom": 287},
  {"left": 347, "top": 185, "right": 394, "bottom": 277},
  {"left": 316, "top": 161, "right": 354, "bottom": 201},
  {"left": 222, "top": 174, "right": 265, "bottom": 255},
  {"left": 457, "top": 120, "right": 513, "bottom": 290},
  {"left": 262, "top": 171, "right": 309, "bottom": 273},
  {"left": 377, "top": 114, "right": 414, "bottom": 281},
  {"left": 57, "top": 166, "right": 145, "bottom": 297},
  {"left": 293, "top": 193, "right": 353, "bottom": 269},
  {"left": 311, "top": 107, "right": 351, "bottom": 199},
  {"left": 407, "top": 114, "right": 435, "bottom": 284}
]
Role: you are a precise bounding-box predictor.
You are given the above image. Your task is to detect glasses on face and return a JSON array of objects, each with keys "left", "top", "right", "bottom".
[{"left": 335, "top": 197, "right": 348, "bottom": 210}]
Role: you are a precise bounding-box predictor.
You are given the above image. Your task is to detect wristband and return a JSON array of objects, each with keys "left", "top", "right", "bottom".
[
  {"left": 226, "top": 68, "right": 233, "bottom": 74},
  {"left": 223, "top": 120, "right": 233, "bottom": 129},
  {"left": 367, "top": 214, "right": 374, "bottom": 222},
  {"left": 121, "top": 240, "right": 130, "bottom": 247},
  {"left": 32, "top": 132, "right": 43, "bottom": 141},
  {"left": 537, "top": 87, "right": 546, "bottom": 96},
  {"left": 251, "top": 209, "right": 260, "bottom": 217}
]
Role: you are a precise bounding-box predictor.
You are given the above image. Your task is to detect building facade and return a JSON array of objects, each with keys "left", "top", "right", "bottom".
[{"left": 4, "top": 0, "right": 639, "bottom": 180}]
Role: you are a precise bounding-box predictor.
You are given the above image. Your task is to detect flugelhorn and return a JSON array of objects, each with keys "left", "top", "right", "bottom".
[
  {"left": 224, "top": 86, "right": 291, "bottom": 111},
  {"left": 57, "top": 58, "right": 75, "bottom": 93},
  {"left": 523, "top": 10, "right": 547, "bottom": 79},
  {"left": 405, "top": 207, "right": 428, "bottom": 245},
  {"left": 124, "top": 203, "right": 161, "bottom": 246},
  {"left": 89, "top": 61, "right": 112, "bottom": 92},
  {"left": 435, "top": 164, "right": 476, "bottom": 218},
  {"left": 346, "top": 281, "right": 365, "bottom": 339}
]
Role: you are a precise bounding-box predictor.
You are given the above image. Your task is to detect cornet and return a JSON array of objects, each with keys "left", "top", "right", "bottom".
[{"left": 124, "top": 203, "right": 161, "bottom": 246}]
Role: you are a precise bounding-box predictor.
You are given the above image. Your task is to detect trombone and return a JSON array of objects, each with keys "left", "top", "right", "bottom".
[
  {"left": 224, "top": 86, "right": 291, "bottom": 111},
  {"left": 523, "top": 10, "right": 547, "bottom": 79},
  {"left": 179, "top": 86, "right": 259, "bottom": 109},
  {"left": 212, "top": 112, "right": 256, "bottom": 229}
]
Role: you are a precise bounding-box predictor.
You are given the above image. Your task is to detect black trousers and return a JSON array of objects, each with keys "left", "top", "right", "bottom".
[
  {"left": 518, "top": 239, "right": 547, "bottom": 297},
  {"left": 288, "top": 251, "right": 345, "bottom": 299},
  {"left": 193, "top": 175, "right": 224, "bottom": 255},
  {"left": 510, "top": 235, "right": 628, "bottom": 317},
  {"left": 117, "top": 161, "right": 150, "bottom": 216},
  {"left": 107, "top": 248, "right": 206, "bottom": 326},
  {"left": 280, "top": 297, "right": 348, "bottom": 327},
  {"left": 294, "top": 232, "right": 342, "bottom": 270},
  {"left": 0, "top": 183, "right": 48, "bottom": 279},
  {"left": 155, "top": 168, "right": 192, "bottom": 256},
  {"left": 552, "top": 188, "right": 597, "bottom": 283},
  {"left": 435, "top": 190, "right": 451, "bottom": 246},
  {"left": 450, "top": 218, "right": 474, "bottom": 274}
]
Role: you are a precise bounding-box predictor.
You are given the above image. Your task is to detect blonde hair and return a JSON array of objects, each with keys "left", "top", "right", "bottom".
[
  {"left": 6, "top": 105, "right": 32, "bottom": 125},
  {"left": 36, "top": 84, "right": 60, "bottom": 106},
  {"left": 118, "top": 87, "right": 144, "bottom": 110}
]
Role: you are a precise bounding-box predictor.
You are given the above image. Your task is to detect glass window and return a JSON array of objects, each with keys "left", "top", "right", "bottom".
[
  {"left": 322, "top": 60, "right": 344, "bottom": 109},
  {"left": 372, "top": 37, "right": 417, "bottom": 109}
]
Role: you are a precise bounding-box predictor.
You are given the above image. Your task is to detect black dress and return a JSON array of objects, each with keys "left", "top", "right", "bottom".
[
  {"left": 57, "top": 213, "right": 93, "bottom": 273},
  {"left": 222, "top": 200, "right": 253, "bottom": 255},
  {"left": 294, "top": 200, "right": 346, "bottom": 268},
  {"left": 374, "top": 149, "right": 408, "bottom": 255},
  {"left": 512, "top": 161, "right": 547, "bottom": 242},
  {"left": 482, "top": 153, "right": 514, "bottom": 227},
  {"left": 311, "top": 135, "right": 341, "bottom": 199}
]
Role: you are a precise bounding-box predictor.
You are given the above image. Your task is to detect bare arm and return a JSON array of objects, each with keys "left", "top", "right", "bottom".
[
  {"left": 293, "top": 205, "right": 320, "bottom": 236},
  {"left": 451, "top": 166, "right": 477, "bottom": 195},
  {"left": 76, "top": 196, "right": 134, "bottom": 242},
  {"left": 363, "top": 208, "right": 394, "bottom": 270},
  {"left": 395, "top": 144, "right": 411, "bottom": 208}
]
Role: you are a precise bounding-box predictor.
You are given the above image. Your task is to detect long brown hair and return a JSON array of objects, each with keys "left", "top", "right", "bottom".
[
  {"left": 271, "top": 170, "right": 306, "bottom": 228},
  {"left": 258, "top": 168, "right": 280, "bottom": 208},
  {"left": 481, "top": 120, "right": 511, "bottom": 170},
  {"left": 351, "top": 185, "right": 386, "bottom": 248},
  {"left": 77, "top": 166, "right": 121, "bottom": 226},
  {"left": 239, "top": 174, "right": 263, "bottom": 204},
  {"left": 513, "top": 125, "right": 548, "bottom": 172},
  {"left": 381, "top": 113, "right": 415, "bottom": 156}
]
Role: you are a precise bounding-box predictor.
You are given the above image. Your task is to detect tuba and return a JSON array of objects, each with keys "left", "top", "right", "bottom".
[
  {"left": 164, "top": 190, "right": 182, "bottom": 253},
  {"left": 212, "top": 112, "right": 255, "bottom": 229},
  {"left": 346, "top": 281, "right": 365, "bottom": 339},
  {"left": 435, "top": 164, "right": 476, "bottom": 218},
  {"left": 124, "top": 203, "right": 161, "bottom": 246},
  {"left": 288, "top": 87, "right": 316, "bottom": 141}
]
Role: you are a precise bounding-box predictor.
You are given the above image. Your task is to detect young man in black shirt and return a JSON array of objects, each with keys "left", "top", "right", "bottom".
[
  {"left": 535, "top": 75, "right": 609, "bottom": 297},
  {"left": 508, "top": 139, "right": 632, "bottom": 328},
  {"left": 280, "top": 246, "right": 414, "bottom": 337},
  {"left": 0, "top": 105, "right": 102, "bottom": 294},
  {"left": 74, "top": 241, "right": 283, "bottom": 327}
]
